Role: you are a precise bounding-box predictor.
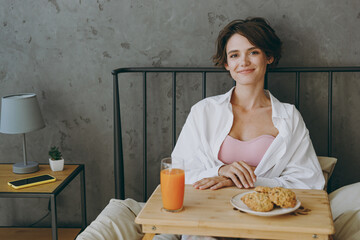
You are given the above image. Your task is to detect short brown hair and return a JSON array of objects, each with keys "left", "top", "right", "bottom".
[{"left": 212, "top": 17, "right": 282, "bottom": 68}]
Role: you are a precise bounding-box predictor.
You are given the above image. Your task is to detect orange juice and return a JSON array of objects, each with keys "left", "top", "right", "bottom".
[{"left": 160, "top": 168, "right": 185, "bottom": 211}]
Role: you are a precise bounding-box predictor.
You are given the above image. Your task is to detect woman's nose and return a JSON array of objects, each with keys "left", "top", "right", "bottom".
[{"left": 238, "top": 55, "right": 250, "bottom": 67}]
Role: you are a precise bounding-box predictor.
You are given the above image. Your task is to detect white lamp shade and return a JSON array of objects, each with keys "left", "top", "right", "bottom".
[{"left": 0, "top": 93, "right": 45, "bottom": 134}]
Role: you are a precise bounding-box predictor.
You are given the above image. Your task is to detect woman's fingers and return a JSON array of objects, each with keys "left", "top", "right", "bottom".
[
  {"left": 210, "top": 178, "right": 234, "bottom": 190},
  {"left": 193, "top": 176, "right": 234, "bottom": 190},
  {"left": 228, "top": 174, "right": 244, "bottom": 189},
  {"left": 193, "top": 178, "right": 214, "bottom": 189},
  {"left": 196, "top": 179, "right": 216, "bottom": 189},
  {"left": 240, "top": 162, "right": 257, "bottom": 182},
  {"left": 233, "top": 162, "right": 255, "bottom": 187},
  {"left": 219, "top": 161, "right": 256, "bottom": 189},
  {"left": 224, "top": 163, "right": 250, "bottom": 188}
]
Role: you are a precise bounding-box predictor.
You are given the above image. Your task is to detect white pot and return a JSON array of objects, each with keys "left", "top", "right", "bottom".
[{"left": 49, "top": 158, "right": 64, "bottom": 171}]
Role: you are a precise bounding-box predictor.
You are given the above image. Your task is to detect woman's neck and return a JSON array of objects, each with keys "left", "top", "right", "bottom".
[{"left": 231, "top": 84, "right": 270, "bottom": 111}]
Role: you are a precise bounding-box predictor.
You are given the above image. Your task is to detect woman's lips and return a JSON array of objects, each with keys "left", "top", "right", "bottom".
[{"left": 237, "top": 69, "right": 255, "bottom": 74}]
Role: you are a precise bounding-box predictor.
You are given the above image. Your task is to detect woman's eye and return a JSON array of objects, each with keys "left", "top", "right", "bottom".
[
  {"left": 229, "top": 54, "right": 238, "bottom": 58},
  {"left": 250, "top": 51, "right": 260, "bottom": 55}
]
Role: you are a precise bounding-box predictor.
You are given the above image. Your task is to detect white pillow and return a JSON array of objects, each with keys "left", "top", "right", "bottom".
[{"left": 329, "top": 182, "right": 360, "bottom": 240}]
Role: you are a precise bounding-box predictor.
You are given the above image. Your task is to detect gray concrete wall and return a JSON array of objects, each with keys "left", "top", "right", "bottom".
[{"left": 0, "top": 0, "right": 359, "bottom": 227}]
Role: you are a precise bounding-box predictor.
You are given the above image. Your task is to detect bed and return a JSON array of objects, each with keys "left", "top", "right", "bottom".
[{"left": 77, "top": 66, "right": 360, "bottom": 240}]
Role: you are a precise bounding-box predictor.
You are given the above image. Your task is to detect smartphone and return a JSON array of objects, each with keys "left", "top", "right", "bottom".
[{"left": 8, "top": 174, "right": 56, "bottom": 189}]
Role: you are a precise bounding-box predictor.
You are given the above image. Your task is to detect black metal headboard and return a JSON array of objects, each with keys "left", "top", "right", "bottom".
[{"left": 112, "top": 66, "right": 360, "bottom": 201}]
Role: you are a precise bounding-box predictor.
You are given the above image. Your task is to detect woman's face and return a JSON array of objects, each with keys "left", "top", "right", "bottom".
[{"left": 224, "top": 33, "right": 273, "bottom": 86}]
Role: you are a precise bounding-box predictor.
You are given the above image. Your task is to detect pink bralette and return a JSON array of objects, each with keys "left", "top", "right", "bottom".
[{"left": 218, "top": 134, "right": 275, "bottom": 167}]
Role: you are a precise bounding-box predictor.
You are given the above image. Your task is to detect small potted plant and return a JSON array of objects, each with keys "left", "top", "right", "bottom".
[{"left": 49, "top": 146, "right": 64, "bottom": 171}]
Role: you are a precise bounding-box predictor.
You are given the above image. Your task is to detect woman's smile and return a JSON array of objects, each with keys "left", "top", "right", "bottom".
[{"left": 237, "top": 68, "right": 255, "bottom": 74}]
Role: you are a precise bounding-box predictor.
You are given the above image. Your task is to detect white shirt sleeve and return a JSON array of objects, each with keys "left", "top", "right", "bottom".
[
  {"left": 255, "top": 107, "right": 325, "bottom": 189},
  {"left": 172, "top": 106, "right": 223, "bottom": 184},
  {"left": 279, "top": 132, "right": 325, "bottom": 189},
  {"left": 255, "top": 134, "right": 325, "bottom": 189}
]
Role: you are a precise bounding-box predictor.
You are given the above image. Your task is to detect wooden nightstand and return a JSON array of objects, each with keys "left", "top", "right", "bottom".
[{"left": 0, "top": 164, "right": 86, "bottom": 240}]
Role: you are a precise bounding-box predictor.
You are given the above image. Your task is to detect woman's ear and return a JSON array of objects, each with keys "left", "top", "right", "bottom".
[
  {"left": 224, "top": 63, "right": 229, "bottom": 70},
  {"left": 267, "top": 56, "right": 274, "bottom": 65}
]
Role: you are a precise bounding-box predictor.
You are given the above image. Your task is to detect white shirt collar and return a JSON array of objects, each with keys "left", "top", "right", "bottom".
[{"left": 266, "top": 90, "right": 289, "bottom": 119}]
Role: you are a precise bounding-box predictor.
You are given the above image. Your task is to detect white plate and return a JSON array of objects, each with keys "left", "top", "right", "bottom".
[{"left": 230, "top": 191, "right": 301, "bottom": 217}]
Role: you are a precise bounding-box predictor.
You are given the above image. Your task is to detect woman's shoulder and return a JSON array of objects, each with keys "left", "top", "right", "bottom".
[
  {"left": 272, "top": 97, "right": 308, "bottom": 134},
  {"left": 269, "top": 92, "right": 301, "bottom": 119}
]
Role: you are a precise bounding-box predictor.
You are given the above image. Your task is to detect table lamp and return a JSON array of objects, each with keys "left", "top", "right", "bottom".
[{"left": 0, "top": 93, "right": 45, "bottom": 174}]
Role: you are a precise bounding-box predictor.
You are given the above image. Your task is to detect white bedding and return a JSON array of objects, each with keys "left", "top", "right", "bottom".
[{"left": 76, "top": 198, "right": 180, "bottom": 240}]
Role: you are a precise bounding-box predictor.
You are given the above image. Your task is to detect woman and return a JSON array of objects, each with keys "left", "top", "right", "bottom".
[
  {"left": 172, "top": 17, "right": 325, "bottom": 192},
  {"left": 77, "top": 17, "right": 325, "bottom": 240}
]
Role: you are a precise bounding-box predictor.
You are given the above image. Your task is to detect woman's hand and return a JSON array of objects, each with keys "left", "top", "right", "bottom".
[
  {"left": 193, "top": 176, "right": 234, "bottom": 190},
  {"left": 218, "top": 161, "right": 257, "bottom": 189}
]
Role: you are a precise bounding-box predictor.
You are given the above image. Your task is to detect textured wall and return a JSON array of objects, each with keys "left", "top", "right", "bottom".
[{"left": 0, "top": 0, "right": 359, "bottom": 227}]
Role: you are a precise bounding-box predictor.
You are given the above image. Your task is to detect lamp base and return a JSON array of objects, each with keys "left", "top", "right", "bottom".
[{"left": 13, "top": 162, "right": 39, "bottom": 174}]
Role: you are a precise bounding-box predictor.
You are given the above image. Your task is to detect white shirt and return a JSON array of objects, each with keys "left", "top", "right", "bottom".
[{"left": 171, "top": 87, "right": 325, "bottom": 190}]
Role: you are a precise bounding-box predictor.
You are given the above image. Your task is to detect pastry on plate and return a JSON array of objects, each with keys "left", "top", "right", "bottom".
[
  {"left": 241, "top": 192, "right": 274, "bottom": 212},
  {"left": 269, "top": 187, "right": 297, "bottom": 208},
  {"left": 254, "top": 186, "right": 272, "bottom": 194}
]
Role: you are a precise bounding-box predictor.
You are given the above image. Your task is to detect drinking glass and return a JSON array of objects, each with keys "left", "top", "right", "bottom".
[{"left": 160, "top": 157, "right": 185, "bottom": 212}]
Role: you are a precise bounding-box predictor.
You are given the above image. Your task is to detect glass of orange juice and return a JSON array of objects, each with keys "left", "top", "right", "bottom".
[{"left": 160, "top": 157, "right": 185, "bottom": 212}]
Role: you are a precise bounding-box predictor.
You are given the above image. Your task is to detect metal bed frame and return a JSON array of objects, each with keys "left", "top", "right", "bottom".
[{"left": 112, "top": 66, "right": 360, "bottom": 201}]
